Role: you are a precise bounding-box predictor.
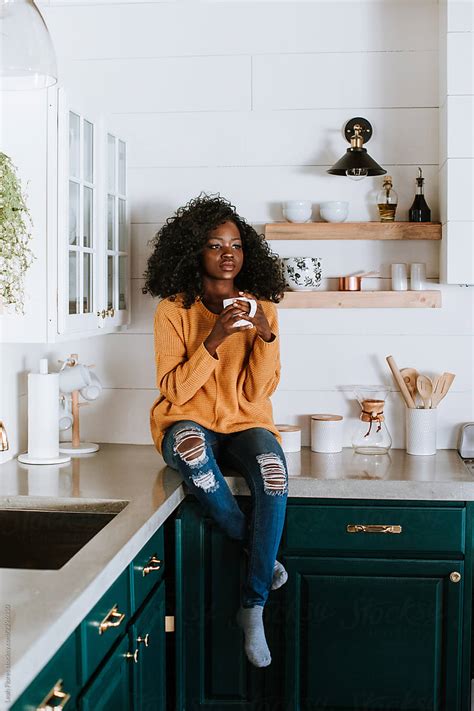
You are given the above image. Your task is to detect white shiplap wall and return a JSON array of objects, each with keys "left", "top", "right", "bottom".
[{"left": 1, "top": 0, "right": 473, "bottom": 461}]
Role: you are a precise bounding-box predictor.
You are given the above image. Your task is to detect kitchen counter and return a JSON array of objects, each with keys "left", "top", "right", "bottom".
[{"left": 0, "top": 444, "right": 472, "bottom": 707}]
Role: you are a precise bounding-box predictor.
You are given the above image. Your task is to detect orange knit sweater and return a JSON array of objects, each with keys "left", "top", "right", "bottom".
[{"left": 150, "top": 294, "right": 282, "bottom": 454}]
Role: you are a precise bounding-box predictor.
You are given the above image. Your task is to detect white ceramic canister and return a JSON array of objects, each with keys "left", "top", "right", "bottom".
[
  {"left": 405, "top": 407, "right": 437, "bottom": 456},
  {"left": 276, "top": 424, "right": 301, "bottom": 453},
  {"left": 311, "top": 414, "right": 343, "bottom": 453}
]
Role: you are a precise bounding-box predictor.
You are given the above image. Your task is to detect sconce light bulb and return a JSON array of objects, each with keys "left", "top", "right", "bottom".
[{"left": 346, "top": 168, "right": 369, "bottom": 181}]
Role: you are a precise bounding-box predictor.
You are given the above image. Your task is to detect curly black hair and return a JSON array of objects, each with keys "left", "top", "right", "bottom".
[{"left": 143, "top": 193, "right": 286, "bottom": 308}]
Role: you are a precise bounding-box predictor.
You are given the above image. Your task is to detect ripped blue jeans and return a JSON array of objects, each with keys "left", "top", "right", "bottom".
[{"left": 162, "top": 420, "right": 288, "bottom": 608}]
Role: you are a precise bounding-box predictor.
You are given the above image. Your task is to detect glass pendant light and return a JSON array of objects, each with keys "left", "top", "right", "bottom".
[
  {"left": 328, "top": 117, "right": 386, "bottom": 181},
  {"left": 0, "top": 0, "right": 57, "bottom": 90}
]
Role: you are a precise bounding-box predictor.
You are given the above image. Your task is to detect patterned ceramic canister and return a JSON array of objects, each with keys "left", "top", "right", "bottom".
[{"left": 282, "top": 257, "right": 322, "bottom": 291}]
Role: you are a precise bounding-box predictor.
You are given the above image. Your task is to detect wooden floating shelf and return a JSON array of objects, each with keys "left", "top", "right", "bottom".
[
  {"left": 277, "top": 290, "right": 442, "bottom": 309},
  {"left": 265, "top": 221, "right": 442, "bottom": 240}
]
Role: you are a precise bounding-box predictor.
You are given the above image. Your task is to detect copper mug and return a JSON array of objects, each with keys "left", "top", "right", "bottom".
[{"left": 338, "top": 271, "right": 377, "bottom": 291}]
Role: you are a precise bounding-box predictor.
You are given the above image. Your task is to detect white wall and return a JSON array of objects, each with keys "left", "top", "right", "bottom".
[{"left": 1, "top": 0, "right": 473, "bottom": 459}]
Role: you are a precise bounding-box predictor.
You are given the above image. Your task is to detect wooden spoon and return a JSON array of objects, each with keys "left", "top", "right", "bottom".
[
  {"left": 431, "top": 372, "right": 456, "bottom": 408},
  {"left": 400, "top": 368, "right": 419, "bottom": 407},
  {"left": 416, "top": 374, "right": 433, "bottom": 409}
]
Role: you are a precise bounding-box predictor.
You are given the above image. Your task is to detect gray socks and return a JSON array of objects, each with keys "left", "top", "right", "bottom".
[
  {"left": 242, "top": 548, "right": 288, "bottom": 591},
  {"left": 271, "top": 559, "right": 288, "bottom": 590},
  {"left": 236, "top": 606, "right": 271, "bottom": 667}
]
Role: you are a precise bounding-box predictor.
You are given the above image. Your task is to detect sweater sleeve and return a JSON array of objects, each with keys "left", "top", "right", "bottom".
[
  {"left": 242, "top": 301, "right": 281, "bottom": 402},
  {"left": 154, "top": 301, "right": 218, "bottom": 406}
]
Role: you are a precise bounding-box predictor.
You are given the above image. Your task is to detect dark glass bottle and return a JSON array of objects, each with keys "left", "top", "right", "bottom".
[{"left": 409, "top": 167, "right": 431, "bottom": 222}]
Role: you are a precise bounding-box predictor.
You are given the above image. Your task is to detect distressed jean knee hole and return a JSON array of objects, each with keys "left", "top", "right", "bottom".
[
  {"left": 173, "top": 427, "right": 208, "bottom": 468},
  {"left": 256, "top": 452, "right": 288, "bottom": 496}
]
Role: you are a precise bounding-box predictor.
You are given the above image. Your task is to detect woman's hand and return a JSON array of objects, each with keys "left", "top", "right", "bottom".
[
  {"left": 242, "top": 302, "right": 273, "bottom": 342},
  {"left": 232, "top": 291, "right": 273, "bottom": 342},
  {"left": 203, "top": 300, "right": 254, "bottom": 356}
]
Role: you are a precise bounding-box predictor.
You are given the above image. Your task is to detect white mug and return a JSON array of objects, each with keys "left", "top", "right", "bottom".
[
  {"left": 58, "top": 397, "right": 73, "bottom": 431},
  {"left": 80, "top": 369, "right": 102, "bottom": 401},
  {"left": 222, "top": 297, "right": 257, "bottom": 327},
  {"left": 59, "top": 363, "right": 91, "bottom": 393}
]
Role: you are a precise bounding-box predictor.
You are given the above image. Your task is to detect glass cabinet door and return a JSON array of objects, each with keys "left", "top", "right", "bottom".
[
  {"left": 104, "top": 134, "right": 129, "bottom": 327},
  {"left": 58, "top": 96, "right": 99, "bottom": 334}
]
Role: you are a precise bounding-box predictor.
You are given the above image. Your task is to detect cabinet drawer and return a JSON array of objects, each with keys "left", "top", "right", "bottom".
[
  {"left": 284, "top": 504, "right": 466, "bottom": 556},
  {"left": 131, "top": 526, "right": 164, "bottom": 612},
  {"left": 11, "top": 630, "right": 79, "bottom": 711},
  {"left": 80, "top": 568, "right": 130, "bottom": 684}
]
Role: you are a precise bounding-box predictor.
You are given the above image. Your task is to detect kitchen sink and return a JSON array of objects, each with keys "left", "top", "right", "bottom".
[{"left": 0, "top": 501, "right": 128, "bottom": 570}]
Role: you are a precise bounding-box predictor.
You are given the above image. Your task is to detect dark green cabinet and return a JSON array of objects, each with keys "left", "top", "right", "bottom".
[
  {"left": 130, "top": 580, "right": 166, "bottom": 711},
  {"left": 174, "top": 497, "right": 473, "bottom": 711},
  {"left": 79, "top": 634, "right": 131, "bottom": 710},
  {"left": 284, "top": 556, "right": 464, "bottom": 711},
  {"left": 174, "top": 497, "right": 274, "bottom": 710}
]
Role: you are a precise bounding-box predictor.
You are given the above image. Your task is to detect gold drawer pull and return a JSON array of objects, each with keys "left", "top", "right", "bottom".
[
  {"left": 37, "top": 679, "right": 71, "bottom": 710},
  {"left": 450, "top": 571, "right": 461, "bottom": 583},
  {"left": 98, "top": 604, "right": 126, "bottom": 635},
  {"left": 347, "top": 524, "right": 402, "bottom": 534},
  {"left": 125, "top": 649, "right": 139, "bottom": 664},
  {"left": 137, "top": 633, "right": 150, "bottom": 647},
  {"left": 142, "top": 554, "right": 162, "bottom": 576}
]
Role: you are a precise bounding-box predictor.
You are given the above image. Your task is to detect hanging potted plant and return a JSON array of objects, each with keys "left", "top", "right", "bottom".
[{"left": 0, "top": 152, "right": 35, "bottom": 314}]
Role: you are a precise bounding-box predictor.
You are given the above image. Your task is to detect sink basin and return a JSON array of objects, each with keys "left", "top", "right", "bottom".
[{"left": 0, "top": 502, "right": 128, "bottom": 570}]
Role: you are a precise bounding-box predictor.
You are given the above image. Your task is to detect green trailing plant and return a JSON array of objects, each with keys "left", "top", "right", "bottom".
[{"left": 0, "top": 152, "right": 35, "bottom": 314}]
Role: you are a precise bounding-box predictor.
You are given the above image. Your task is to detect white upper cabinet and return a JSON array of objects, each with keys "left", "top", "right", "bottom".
[{"left": 0, "top": 86, "right": 130, "bottom": 342}]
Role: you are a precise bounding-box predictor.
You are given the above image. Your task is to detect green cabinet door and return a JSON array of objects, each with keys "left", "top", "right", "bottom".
[
  {"left": 174, "top": 498, "right": 280, "bottom": 710},
  {"left": 79, "top": 635, "right": 132, "bottom": 711},
  {"left": 130, "top": 579, "right": 166, "bottom": 710},
  {"left": 283, "top": 556, "right": 465, "bottom": 711}
]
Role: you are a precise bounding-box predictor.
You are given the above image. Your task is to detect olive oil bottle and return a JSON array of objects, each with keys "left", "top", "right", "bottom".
[{"left": 377, "top": 176, "right": 398, "bottom": 222}]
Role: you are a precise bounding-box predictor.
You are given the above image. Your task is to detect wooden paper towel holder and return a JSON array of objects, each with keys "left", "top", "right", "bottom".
[{"left": 58, "top": 353, "right": 100, "bottom": 456}]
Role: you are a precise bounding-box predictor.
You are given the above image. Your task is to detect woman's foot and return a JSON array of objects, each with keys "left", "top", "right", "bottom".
[
  {"left": 236, "top": 606, "right": 271, "bottom": 667},
  {"left": 243, "top": 548, "right": 288, "bottom": 591},
  {"left": 271, "top": 559, "right": 288, "bottom": 590}
]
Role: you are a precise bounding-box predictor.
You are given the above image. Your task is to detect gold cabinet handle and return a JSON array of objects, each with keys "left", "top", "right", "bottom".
[
  {"left": 137, "top": 633, "right": 150, "bottom": 647},
  {"left": 450, "top": 571, "right": 461, "bottom": 583},
  {"left": 96, "top": 309, "right": 107, "bottom": 319},
  {"left": 142, "top": 554, "right": 162, "bottom": 577},
  {"left": 107, "top": 308, "right": 115, "bottom": 317},
  {"left": 37, "top": 679, "right": 71, "bottom": 710},
  {"left": 98, "top": 604, "right": 126, "bottom": 635},
  {"left": 346, "top": 524, "right": 402, "bottom": 534},
  {"left": 125, "top": 649, "right": 139, "bottom": 664}
]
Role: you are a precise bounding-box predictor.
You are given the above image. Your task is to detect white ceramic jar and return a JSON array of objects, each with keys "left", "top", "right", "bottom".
[
  {"left": 276, "top": 424, "right": 301, "bottom": 452},
  {"left": 405, "top": 407, "right": 437, "bottom": 456},
  {"left": 311, "top": 414, "right": 344, "bottom": 453}
]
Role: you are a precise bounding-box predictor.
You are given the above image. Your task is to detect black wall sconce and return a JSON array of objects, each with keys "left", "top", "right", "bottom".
[{"left": 327, "top": 117, "right": 386, "bottom": 180}]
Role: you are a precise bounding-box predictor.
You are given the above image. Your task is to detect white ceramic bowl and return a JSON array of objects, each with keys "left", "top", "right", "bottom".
[
  {"left": 282, "top": 257, "right": 322, "bottom": 291},
  {"left": 282, "top": 200, "right": 312, "bottom": 223},
  {"left": 319, "top": 201, "right": 349, "bottom": 223}
]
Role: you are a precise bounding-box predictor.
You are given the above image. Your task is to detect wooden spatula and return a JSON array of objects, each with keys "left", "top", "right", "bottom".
[
  {"left": 400, "top": 368, "right": 419, "bottom": 407},
  {"left": 416, "top": 374, "right": 433, "bottom": 409},
  {"left": 431, "top": 372, "right": 455, "bottom": 408}
]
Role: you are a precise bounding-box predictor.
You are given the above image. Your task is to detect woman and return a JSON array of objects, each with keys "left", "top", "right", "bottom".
[{"left": 144, "top": 194, "right": 288, "bottom": 668}]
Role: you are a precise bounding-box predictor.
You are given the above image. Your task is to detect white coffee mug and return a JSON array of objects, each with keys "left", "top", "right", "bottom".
[
  {"left": 222, "top": 297, "right": 257, "bottom": 327},
  {"left": 80, "top": 370, "right": 102, "bottom": 401},
  {"left": 58, "top": 397, "right": 73, "bottom": 431},
  {"left": 58, "top": 363, "right": 91, "bottom": 393}
]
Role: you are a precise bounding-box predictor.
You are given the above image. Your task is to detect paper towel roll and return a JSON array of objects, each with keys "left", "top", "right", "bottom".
[
  {"left": 27, "top": 371, "right": 60, "bottom": 459},
  {"left": 276, "top": 425, "right": 301, "bottom": 452}
]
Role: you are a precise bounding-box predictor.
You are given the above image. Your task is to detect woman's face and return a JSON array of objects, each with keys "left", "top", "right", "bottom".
[{"left": 200, "top": 220, "right": 244, "bottom": 281}]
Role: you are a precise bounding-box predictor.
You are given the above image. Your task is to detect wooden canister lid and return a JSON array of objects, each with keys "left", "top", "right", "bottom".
[
  {"left": 311, "top": 414, "right": 343, "bottom": 421},
  {"left": 276, "top": 424, "right": 301, "bottom": 432}
]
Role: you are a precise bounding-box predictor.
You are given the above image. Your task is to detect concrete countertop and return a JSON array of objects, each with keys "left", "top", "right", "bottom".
[{"left": 0, "top": 444, "right": 472, "bottom": 707}]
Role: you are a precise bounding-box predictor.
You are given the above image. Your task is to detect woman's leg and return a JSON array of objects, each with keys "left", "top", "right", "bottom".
[
  {"left": 220, "top": 427, "right": 289, "bottom": 608},
  {"left": 162, "top": 420, "right": 248, "bottom": 542},
  {"left": 220, "top": 428, "right": 288, "bottom": 667}
]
